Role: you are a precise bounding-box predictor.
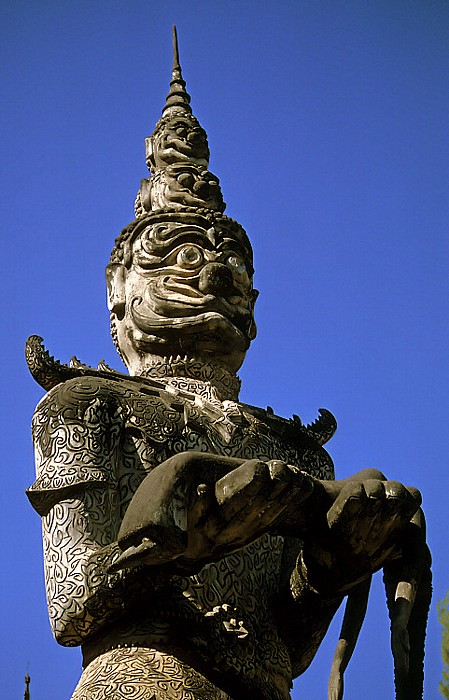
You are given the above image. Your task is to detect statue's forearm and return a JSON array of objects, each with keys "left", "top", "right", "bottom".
[
  {"left": 331, "top": 577, "right": 371, "bottom": 673},
  {"left": 113, "top": 454, "right": 325, "bottom": 572}
]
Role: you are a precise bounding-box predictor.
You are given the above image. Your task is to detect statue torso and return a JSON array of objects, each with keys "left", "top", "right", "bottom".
[{"left": 30, "top": 372, "right": 335, "bottom": 699}]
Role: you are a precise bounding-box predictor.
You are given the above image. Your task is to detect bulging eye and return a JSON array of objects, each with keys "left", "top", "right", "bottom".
[
  {"left": 177, "top": 245, "right": 204, "bottom": 269},
  {"left": 226, "top": 255, "right": 247, "bottom": 276}
]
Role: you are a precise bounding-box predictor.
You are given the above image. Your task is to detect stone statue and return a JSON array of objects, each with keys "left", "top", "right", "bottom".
[{"left": 26, "top": 27, "right": 430, "bottom": 700}]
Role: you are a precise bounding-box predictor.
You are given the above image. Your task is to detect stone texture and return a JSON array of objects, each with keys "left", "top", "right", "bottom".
[{"left": 26, "top": 26, "right": 430, "bottom": 700}]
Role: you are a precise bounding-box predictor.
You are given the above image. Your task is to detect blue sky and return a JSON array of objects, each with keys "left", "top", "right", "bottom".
[{"left": 2, "top": 2, "right": 448, "bottom": 698}]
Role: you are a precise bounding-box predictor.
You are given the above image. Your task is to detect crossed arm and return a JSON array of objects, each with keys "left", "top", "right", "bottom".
[
  {"left": 32, "top": 394, "right": 422, "bottom": 648},
  {"left": 113, "top": 453, "right": 422, "bottom": 599}
]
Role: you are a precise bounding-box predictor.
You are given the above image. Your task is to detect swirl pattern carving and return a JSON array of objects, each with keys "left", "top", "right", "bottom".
[
  {"left": 29, "top": 372, "right": 335, "bottom": 699},
  {"left": 71, "top": 647, "right": 232, "bottom": 700}
]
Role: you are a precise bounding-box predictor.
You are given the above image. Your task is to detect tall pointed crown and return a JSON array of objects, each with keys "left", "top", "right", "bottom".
[
  {"left": 162, "top": 26, "right": 192, "bottom": 117},
  {"left": 108, "top": 27, "right": 256, "bottom": 380},
  {"left": 113, "top": 25, "right": 255, "bottom": 270},
  {"left": 137, "top": 26, "right": 230, "bottom": 217}
]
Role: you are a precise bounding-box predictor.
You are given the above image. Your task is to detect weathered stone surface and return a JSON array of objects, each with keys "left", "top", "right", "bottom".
[{"left": 27, "top": 26, "right": 430, "bottom": 700}]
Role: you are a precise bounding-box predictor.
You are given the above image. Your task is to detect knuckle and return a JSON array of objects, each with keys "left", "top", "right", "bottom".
[
  {"left": 384, "top": 480, "right": 405, "bottom": 499},
  {"left": 364, "top": 479, "right": 384, "bottom": 498}
]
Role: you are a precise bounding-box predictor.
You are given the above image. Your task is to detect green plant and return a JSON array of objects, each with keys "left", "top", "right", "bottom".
[{"left": 438, "top": 593, "right": 449, "bottom": 698}]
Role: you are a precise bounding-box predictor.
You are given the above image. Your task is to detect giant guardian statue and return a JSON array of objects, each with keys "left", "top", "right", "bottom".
[{"left": 27, "top": 28, "right": 431, "bottom": 700}]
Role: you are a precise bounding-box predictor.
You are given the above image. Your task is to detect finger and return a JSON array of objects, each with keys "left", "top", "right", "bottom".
[
  {"left": 109, "top": 538, "right": 159, "bottom": 572},
  {"left": 355, "top": 479, "right": 385, "bottom": 542},
  {"left": 327, "top": 481, "right": 367, "bottom": 530},
  {"left": 267, "top": 462, "right": 316, "bottom": 503},
  {"left": 384, "top": 481, "right": 421, "bottom": 521},
  {"left": 267, "top": 459, "right": 290, "bottom": 480},
  {"left": 405, "top": 485, "right": 422, "bottom": 507},
  {"left": 361, "top": 481, "right": 407, "bottom": 550},
  {"left": 215, "top": 460, "right": 269, "bottom": 506},
  {"left": 363, "top": 478, "right": 385, "bottom": 501},
  {"left": 361, "top": 482, "right": 421, "bottom": 557}
]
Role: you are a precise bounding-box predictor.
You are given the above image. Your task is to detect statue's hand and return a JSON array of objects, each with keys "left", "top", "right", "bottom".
[
  {"left": 111, "top": 452, "right": 317, "bottom": 572},
  {"left": 303, "top": 476, "right": 421, "bottom": 594},
  {"left": 200, "top": 457, "right": 316, "bottom": 555},
  {"left": 328, "top": 671, "right": 344, "bottom": 700}
]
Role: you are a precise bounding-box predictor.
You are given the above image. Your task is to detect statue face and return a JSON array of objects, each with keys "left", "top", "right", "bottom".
[
  {"left": 107, "top": 218, "right": 258, "bottom": 374},
  {"left": 146, "top": 114, "right": 210, "bottom": 170},
  {"left": 146, "top": 164, "right": 224, "bottom": 213}
]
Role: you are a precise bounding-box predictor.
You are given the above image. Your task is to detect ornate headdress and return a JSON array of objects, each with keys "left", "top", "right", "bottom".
[{"left": 111, "top": 26, "right": 253, "bottom": 272}]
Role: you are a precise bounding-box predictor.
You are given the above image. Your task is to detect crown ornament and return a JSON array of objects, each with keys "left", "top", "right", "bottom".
[{"left": 135, "top": 26, "right": 226, "bottom": 217}]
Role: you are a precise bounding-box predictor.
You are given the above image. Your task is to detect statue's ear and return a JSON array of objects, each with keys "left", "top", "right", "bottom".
[
  {"left": 105, "top": 263, "right": 126, "bottom": 318},
  {"left": 145, "top": 136, "right": 154, "bottom": 166}
]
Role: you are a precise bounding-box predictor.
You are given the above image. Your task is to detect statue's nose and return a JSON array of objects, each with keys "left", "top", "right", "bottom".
[{"left": 199, "top": 263, "right": 234, "bottom": 297}]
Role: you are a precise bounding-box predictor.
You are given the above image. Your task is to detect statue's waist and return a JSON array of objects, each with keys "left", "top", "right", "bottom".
[{"left": 81, "top": 614, "right": 292, "bottom": 700}]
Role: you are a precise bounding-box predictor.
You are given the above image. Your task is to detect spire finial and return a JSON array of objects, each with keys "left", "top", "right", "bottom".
[
  {"left": 162, "top": 25, "right": 192, "bottom": 116},
  {"left": 24, "top": 673, "right": 31, "bottom": 700},
  {"left": 172, "top": 25, "right": 180, "bottom": 74}
]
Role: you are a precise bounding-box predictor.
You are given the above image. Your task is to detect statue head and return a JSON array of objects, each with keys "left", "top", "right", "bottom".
[
  {"left": 145, "top": 112, "right": 210, "bottom": 171},
  {"left": 106, "top": 211, "right": 258, "bottom": 376},
  {"left": 144, "top": 27, "right": 209, "bottom": 172},
  {"left": 109, "top": 29, "right": 257, "bottom": 380}
]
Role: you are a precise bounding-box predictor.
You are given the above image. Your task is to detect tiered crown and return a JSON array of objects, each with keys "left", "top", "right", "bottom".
[{"left": 135, "top": 26, "right": 226, "bottom": 218}]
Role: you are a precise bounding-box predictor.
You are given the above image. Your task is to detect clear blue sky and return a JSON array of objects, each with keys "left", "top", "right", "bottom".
[{"left": 2, "top": 2, "right": 448, "bottom": 698}]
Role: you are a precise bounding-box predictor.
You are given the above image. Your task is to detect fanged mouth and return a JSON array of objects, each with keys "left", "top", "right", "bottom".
[
  {"left": 160, "top": 278, "right": 250, "bottom": 311},
  {"left": 162, "top": 138, "right": 208, "bottom": 160},
  {"left": 131, "top": 281, "right": 252, "bottom": 333},
  {"left": 159, "top": 277, "right": 206, "bottom": 300},
  {"left": 130, "top": 298, "right": 250, "bottom": 348}
]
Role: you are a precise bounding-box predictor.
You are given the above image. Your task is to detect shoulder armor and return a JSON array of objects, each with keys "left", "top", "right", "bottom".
[{"left": 241, "top": 404, "right": 337, "bottom": 447}]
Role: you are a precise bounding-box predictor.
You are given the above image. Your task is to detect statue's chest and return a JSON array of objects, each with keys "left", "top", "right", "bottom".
[
  {"left": 121, "top": 386, "right": 331, "bottom": 476},
  {"left": 119, "top": 392, "right": 290, "bottom": 599}
]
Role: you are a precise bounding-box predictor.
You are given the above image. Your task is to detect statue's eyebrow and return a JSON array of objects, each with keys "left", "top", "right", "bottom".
[{"left": 136, "top": 230, "right": 215, "bottom": 258}]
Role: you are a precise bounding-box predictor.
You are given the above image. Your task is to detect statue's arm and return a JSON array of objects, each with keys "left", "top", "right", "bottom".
[
  {"left": 383, "top": 508, "right": 432, "bottom": 699},
  {"left": 113, "top": 454, "right": 421, "bottom": 591},
  {"left": 41, "top": 485, "right": 126, "bottom": 646},
  {"left": 28, "top": 382, "right": 156, "bottom": 646},
  {"left": 327, "top": 577, "right": 371, "bottom": 700}
]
